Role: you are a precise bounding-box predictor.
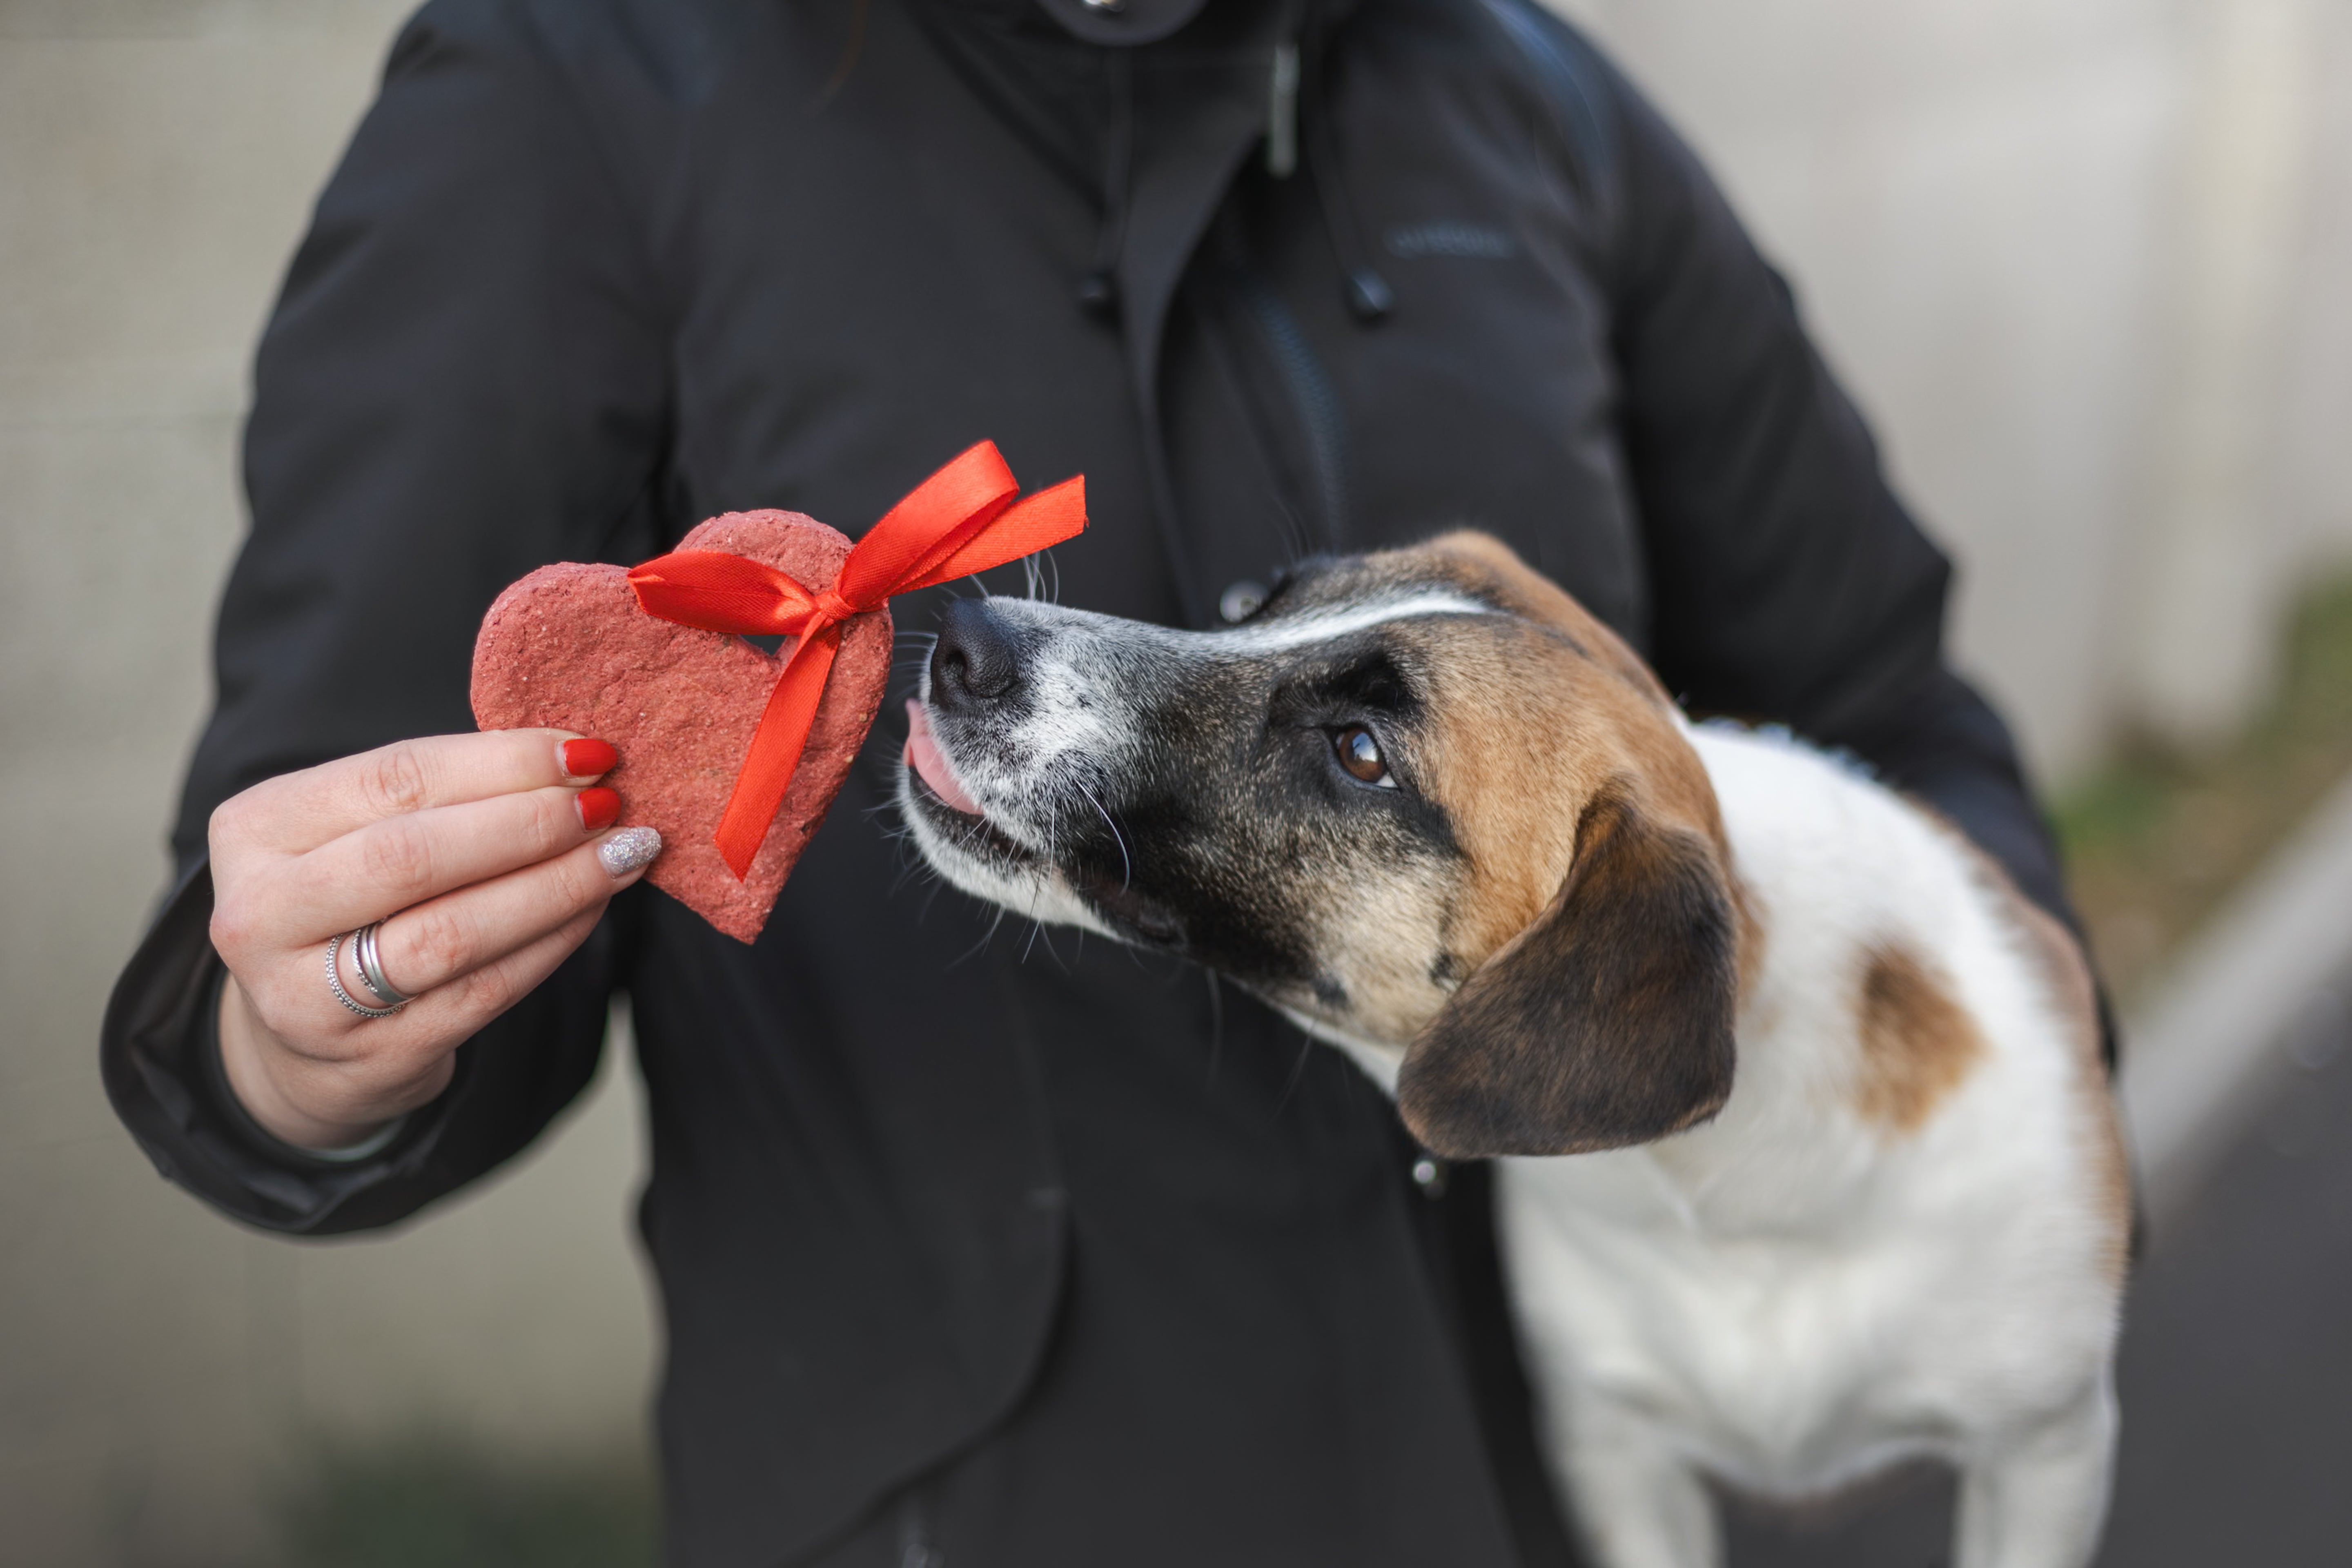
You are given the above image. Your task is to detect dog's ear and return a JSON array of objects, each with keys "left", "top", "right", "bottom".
[{"left": 1397, "top": 787, "right": 1738, "bottom": 1158}]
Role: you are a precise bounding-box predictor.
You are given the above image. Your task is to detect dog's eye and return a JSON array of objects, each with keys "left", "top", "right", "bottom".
[{"left": 1334, "top": 726, "right": 1396, "bottom": 787}]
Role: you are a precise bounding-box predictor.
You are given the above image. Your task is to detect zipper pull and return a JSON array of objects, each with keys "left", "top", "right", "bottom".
[{"left": 1268, "top": 39, "right": 1300, "bottom": 178}]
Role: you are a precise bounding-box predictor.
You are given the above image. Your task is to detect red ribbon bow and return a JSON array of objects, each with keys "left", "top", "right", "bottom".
[{"left": 627, "top": 442, "right": 1087, "bottom": 878}]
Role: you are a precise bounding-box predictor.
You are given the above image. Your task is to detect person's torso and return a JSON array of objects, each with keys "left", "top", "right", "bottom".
[{"left": 561, "top": 0, "right": 1634, "bottom": 1559}]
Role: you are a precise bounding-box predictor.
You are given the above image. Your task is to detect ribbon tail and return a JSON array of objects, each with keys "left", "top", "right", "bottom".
[
  {"left": 713, "top": 622, "right": 844, "bottom": 879},
  {"left": 833, "top": 442, "right": 1020, "bottom": 606},
  {"left": 898, "top": 476, "right": 1087, "bottom": 591}
]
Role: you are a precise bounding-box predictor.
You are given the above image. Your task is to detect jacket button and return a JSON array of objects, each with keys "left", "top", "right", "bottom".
[
  {"left": 1411, "top": 1154, "right": 1448, "bottom": 1198},
  {"left": 1218, "top": 579, "right": 1267, "bottom": 624}
]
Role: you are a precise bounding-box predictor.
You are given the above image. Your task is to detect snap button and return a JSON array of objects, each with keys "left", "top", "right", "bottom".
[
  {"left": 1218, "top": 579, "right": 1268, "bottom": 624},
  {"left": 1410, "top": 1154, "right": 1448, "bottom": 1198}
]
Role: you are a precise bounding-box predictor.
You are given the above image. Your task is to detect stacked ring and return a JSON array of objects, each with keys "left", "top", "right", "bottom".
[
  {"left": 325, "top": 930, "right": 403, "bottom": 1019},
  {"left": 351, "top": 920, "right": 414, "bottom": 1008}
]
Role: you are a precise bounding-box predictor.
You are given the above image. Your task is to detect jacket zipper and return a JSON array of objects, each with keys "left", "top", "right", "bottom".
[
  {"left": 1225, "top": 252, "right": 1350, "bottom": 553},
  {"left": 1267, "top": 39, "right": 1301, "bottom": 178}
]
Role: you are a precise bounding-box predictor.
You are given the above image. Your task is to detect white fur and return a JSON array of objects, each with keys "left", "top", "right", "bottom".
[
  {"left": 894, "top": 762, "right": 1120, "bottom": 939},
  {"left": 1496, "top": 724, "right": 2122, "bottom": 1568},
  {"left": 1207, "top": 591, "right": 1496, "bottom": 651}
]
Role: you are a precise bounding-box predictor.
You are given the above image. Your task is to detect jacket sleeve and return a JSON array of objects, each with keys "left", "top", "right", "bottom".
[
  {"left": 100, "top": 0, "right": 675, "bottom": 1234},
  {"left": 1541, "top": 20, "right": 2079, "bottom": 933}
]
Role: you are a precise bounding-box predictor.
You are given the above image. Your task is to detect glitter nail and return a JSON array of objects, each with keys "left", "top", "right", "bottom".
[{"left": 598, "top": 826, "right": 662, "bottom": 877}]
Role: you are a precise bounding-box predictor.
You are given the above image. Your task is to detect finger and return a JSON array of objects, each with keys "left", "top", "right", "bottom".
[
  {"left": 215, "top": 729, "right": 621, "bottom": 856},
  {"left": 266, "top": 902, "right": 612, "bottom": 1125},
  {"left": 358, "top": 827, "right": 659, "bottom": 1001},
  {"left": 430, "top": 899, "right": 614, "bottom": 1035},
  {"left": 271, "top": 782, "right": 622, "bottom": 940}
]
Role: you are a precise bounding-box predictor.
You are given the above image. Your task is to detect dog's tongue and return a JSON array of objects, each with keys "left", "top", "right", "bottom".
[{"left": 904, "top": 699, "right": 982, "bottom": 816}]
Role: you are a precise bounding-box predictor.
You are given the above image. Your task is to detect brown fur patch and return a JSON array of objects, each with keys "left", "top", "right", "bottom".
[
  {"left": 1388, "top": 533, "right": 1732, "bottom": 979},
  {"left": 1419, "top": 530, "right": 1678, "bottom": 711},
  {"left": 1854, "top": 942, "right": 1986, "bottom": 1132}
]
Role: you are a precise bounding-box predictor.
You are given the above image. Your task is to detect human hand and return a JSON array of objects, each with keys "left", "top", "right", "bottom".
[{"left": 207, "top": 730, "right": 660, "bottom": 1151}]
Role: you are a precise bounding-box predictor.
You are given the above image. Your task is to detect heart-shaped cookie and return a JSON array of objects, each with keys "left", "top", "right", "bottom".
[{"left": 471, "top": 510, "right": 893, "bottom": 943}]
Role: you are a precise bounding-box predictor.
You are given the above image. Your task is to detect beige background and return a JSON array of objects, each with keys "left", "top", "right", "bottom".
[
  {"left": 2, "top": 0, "right": 2348, "bottom": 1561},
  {"left": 1563, "top": 0, "right": 2352, "bottom": 766}
]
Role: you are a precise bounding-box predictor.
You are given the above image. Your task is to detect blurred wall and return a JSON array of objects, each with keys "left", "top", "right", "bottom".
[
  {"left": 1559, "top": 0, "right": 2352, "bottom": 774},
  {"left": 2, "top": 0, "right": 2350, "bottom": 1563}
]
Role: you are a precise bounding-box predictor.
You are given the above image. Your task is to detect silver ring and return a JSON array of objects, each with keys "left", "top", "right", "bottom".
[
  {"left": 352, "top": 920, "right": 414, "bottom": 1007},
  {"left": 326, "top": 931, "right": 403, "bottom": 1019}
]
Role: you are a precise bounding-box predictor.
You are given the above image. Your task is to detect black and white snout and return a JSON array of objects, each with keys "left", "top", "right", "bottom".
[{"left": 929, "top": 598, "right": 1025, "bottom": 713}]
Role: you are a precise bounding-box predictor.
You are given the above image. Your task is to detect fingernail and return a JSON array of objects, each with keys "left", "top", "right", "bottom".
[
  {"left": 598, "top": 826, "right": 662, "bottom": 877},
  {"left": 561, "top": 738, "right": 619, "bottom": 779},
  {"left": 576, "top": 786, "right": 621, "bottom": 832}
]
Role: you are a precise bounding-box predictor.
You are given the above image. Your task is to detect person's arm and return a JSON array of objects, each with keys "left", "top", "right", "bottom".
[
  {"left": 1525, "top": 17, "right": 2076, "bottom": 933},
  {"left": 102, "top": 0, "right": 677, "bottom": 1233}
]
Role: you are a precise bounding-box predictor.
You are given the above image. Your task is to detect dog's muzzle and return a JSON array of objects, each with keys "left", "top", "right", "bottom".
[{"left": 900, "top": 598, "right": 1054, "bottom": 867}]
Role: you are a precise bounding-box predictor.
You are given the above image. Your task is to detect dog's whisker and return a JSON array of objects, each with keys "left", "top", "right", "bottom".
[
  {"left": 1018, "top": 908, "right": 1071, "bottom": 971},
  {"left": 1203, "top": 970, "right": 1224, "bottom": 1087},
  {"left": 1273, "top": 1026, "right": 1315, "bottom": 1112},
  {"left": 1074, "top": 779, "right": 1130, "bottom": 890},
  {"left": 938, "top": 893, "right": 1010, "bottom": 969},
  {"left": 886, "top": 829, "right": 934, "bottom": 898}
]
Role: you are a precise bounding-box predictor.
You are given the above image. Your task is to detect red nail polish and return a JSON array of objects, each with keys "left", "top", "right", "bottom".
[
  {"left": 576, "top": 787, "right": 621, "bottom": 832},
  {"left": 561, "top": 738, "right": 619, "bottom": 779}
]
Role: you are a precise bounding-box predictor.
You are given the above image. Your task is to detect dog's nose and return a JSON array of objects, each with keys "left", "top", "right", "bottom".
[{"left": 930, "top": 599, "right": 1022, "bottom": 711}]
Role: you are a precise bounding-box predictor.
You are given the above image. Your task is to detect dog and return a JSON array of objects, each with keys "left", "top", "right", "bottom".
[{"left": 897, "top": 532, "right": 2129, "bottom": 1568}]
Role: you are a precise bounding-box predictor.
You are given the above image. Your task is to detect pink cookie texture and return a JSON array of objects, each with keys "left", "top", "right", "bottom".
[{"left": 470, "top": 510, "right": 893, "bottom": 944}]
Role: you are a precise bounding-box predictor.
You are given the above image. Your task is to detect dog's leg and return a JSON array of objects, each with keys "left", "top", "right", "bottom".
[
  {"left": 1552, "top": 1398, "right": 1720, "bottom": 1568},
  {"left": 1952, "top": 1375, "right": 2118, "bottom": 1568}
]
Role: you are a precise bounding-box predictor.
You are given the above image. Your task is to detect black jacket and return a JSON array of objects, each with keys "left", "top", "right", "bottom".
[{"left": 102, "top": 0, "right": 2074, "bottom": 1563}]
